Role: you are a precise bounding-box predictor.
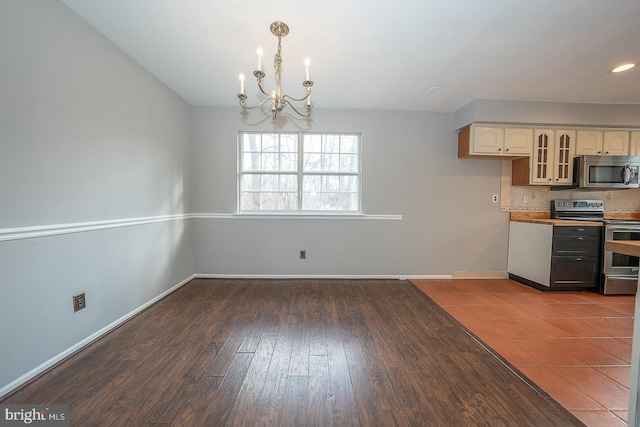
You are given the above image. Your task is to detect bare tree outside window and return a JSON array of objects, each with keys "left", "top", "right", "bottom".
[
  {"left": 302, "top": 134, "right": 359, "bottom": 211},
  {"left": 239, "top": 132, "right": 360, "bottom": 213}
]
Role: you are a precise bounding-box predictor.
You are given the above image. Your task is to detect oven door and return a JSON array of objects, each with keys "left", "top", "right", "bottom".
[
  {"left": 604, "top": 222, "right": 640, "bottom": 275},
  {"left": 603, "top": 222, "right": 640, "bottom": 294}
]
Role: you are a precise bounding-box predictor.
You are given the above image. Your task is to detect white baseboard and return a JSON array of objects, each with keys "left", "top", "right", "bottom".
[
  {"left": 0, "top": 274, "right": 196, "bottom": 399},
  {"left": 195, "top": 274, "right": 453, "bottom": 280},
  {"left": 452, "top": 271, "right": 508, "bottom": 279}
]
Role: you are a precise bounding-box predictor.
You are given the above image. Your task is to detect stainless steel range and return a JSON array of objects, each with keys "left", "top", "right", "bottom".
[
  {"left": 551, "top": 199, "right": 604, "bottom": 221},
  {"left": 603, "top": 221, "right": 640, "bottom": 294},
  {"left": 551, "top": 199, "right": 640, "bottom": 294}
]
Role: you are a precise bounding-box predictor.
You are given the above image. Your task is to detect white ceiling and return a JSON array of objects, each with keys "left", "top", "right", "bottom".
[{"left": 61, "top": 0, "right": 640, "bottom": 113}]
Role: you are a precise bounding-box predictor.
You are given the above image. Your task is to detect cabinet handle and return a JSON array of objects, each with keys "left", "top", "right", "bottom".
[
  {"left": 572, "top": 237, "right": 585, "bottom": 240},
  {"left": 572, "top": 257, "right": 583, "bottom": 261}
]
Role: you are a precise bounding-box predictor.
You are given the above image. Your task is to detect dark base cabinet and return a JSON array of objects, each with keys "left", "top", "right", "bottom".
[
  {"left": 549, "top": 256, "right": 599, "bottom": 289},
  {"left": 549, "top": 226, "right": 601, "bottom": 290},
  {"left": 508, "top": 222, "right": 601, "bottom": 292}
]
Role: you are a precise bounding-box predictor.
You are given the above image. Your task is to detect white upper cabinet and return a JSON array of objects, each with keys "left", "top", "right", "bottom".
[
  {"left": 576, "top": 131, "right": 604, "bottom": 155},
  {"left": 458, "top": 125, "right": 532, "bottom": 158},
  {"left": 603, "top": 131, "right": 630, "bottom": 155},
  {"left": 553, "top": 130, "right": 576, "bottom": 184},
  {"left": 576, "top": 130, "right": 630, "bottom": 155},
  {"left": 531, "top": 129, "right": 555, "bottom": 184},
  {"left": 631, "top": 132, "right": 640, "bottom": 157},
  {"left": 459, "top": 124, "right": 637, "bottom": 164},
  {"left": 512, "top": 129, "right": 576, "bottom": 186},
  {"left": 472, "top": 127, "right": 504, "bottom": 154},
  {"left": 504, "top": 127, "right": 534, "bottom": 155}
]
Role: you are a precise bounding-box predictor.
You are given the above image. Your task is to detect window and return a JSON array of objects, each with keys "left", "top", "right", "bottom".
[{"left": 239, "top": 132, "right": 361, "bottom": 213}]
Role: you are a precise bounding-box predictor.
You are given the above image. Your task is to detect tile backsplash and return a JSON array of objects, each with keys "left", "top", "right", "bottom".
[{"left": 499, "top": 160, "right": 640, "bottom": 213}]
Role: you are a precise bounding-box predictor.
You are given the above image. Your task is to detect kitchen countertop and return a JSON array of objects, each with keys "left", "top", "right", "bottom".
[
  {"left": 510, "top": 211, "right": 640, "bottom": 223},
  {"left": 511, "top": 218, "right": 603, "bottom": 227},
  {"left": 605, "top": 240, "right": 640, "bottom": 258}
]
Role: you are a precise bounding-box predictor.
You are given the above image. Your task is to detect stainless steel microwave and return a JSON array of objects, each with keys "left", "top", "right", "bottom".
[
  {"left": 578, "top": 155, "right": 639, "bottom": 189},
  {"left": 553, "top": 155, "right": 639, "bottom": 190}
]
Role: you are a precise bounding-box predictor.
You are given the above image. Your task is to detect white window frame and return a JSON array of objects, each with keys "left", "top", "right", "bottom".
[{"left": 238, "top": 131, "right": 362, "bottom": 214}]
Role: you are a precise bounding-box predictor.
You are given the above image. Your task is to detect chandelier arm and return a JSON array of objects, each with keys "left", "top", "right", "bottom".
[
  {"left": 239, "top": 97, "right": 272, "bottom": 110},
  {"left": 284, "top": 100, "right": 312, "bottom": 117},
  {"left": 281, "top": 91, "right": 312, "bottom": 103},
  {"left": 254, "top": 78, "right": 274, "bottom": 98}
]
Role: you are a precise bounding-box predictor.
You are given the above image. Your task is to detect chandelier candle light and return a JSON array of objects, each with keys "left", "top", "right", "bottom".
[{"left": 237, "top": 21, "right": 313, "bottom": 119}]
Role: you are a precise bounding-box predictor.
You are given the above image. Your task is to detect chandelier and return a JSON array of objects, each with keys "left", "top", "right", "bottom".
[{"left": 237, "top": 22, "right": 313, "bottom": 120}]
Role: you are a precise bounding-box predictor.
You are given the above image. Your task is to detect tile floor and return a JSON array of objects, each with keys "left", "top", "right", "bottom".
[{"left": 412, "top": 278, "right": 635, "bottom": 427}]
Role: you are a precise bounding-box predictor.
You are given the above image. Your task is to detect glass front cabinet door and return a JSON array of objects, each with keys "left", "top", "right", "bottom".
[
  {"left": 531, "top": 129, "right": 555, "bottom": 184},
  {"left": 553, "top": 130, "right": 576, "bottom": 184}
]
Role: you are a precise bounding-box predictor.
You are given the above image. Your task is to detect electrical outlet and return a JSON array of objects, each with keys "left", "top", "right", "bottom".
[
  {"left": 523, "top": 194, "right": 529, "bottom": 204},
  {"left": 492, "top": 194, "right": 499, "bottom": 203},
  {"left": 300, "top": 250, "right": 306, "bottom": 260},
  {"left": 73, "top": 293, "right": 86, "bottom": 312}
]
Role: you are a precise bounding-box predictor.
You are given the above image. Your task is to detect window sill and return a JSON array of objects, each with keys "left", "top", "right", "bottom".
[
  {"left": 192, "top": 213, "right": 402, "bottom": 220},
  {"left": 233, "top": 213, "right": 402, "bottom": 220}
]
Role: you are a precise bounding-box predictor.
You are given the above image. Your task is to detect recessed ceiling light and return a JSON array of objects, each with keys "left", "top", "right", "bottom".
[{"left": 610, "top": 63, "right": 636, "bottom": 73}]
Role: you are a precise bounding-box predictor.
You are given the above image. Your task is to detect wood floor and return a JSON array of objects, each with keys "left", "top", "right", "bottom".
[{"left": 2, "top": 279, "right": 584, "bottom": 426}]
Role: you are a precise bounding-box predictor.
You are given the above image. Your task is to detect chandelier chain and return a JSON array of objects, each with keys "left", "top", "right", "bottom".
[{"left": 274, "top": 36, "right": 283, "bottom": 78}]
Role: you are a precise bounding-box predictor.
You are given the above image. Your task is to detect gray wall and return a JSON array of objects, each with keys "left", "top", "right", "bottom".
[
  {"left": 192, "top": 107, "right": 509, "bottom": 276},
  {"left": 0, "top": 0, "right": 194, "bottom": 393}
]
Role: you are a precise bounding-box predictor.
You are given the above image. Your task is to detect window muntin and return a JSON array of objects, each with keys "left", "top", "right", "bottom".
[{"left": 239, "top": 132, "right": 361, "bottom": 213}]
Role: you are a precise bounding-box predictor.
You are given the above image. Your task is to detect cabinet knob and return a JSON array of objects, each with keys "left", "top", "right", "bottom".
[
  {"left": 598, "top": 151, "right": 602, "bottom": 154},
  {"left": 497, "top": 148, "right": 502, "bottom": 151},
  {"left": 505, "top": 148, "right": 509, "bottom": 152},
  {"left": 605, "top": 151, "right": 609, "bottom": 155}
]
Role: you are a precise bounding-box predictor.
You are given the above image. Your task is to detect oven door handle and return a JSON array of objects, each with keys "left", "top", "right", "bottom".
[
  {"left": 623, "top": 163, "right": 635, "bottom": 185},
  {"left": 608, "top": 227, "right": 640, "bottom": 233}
]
